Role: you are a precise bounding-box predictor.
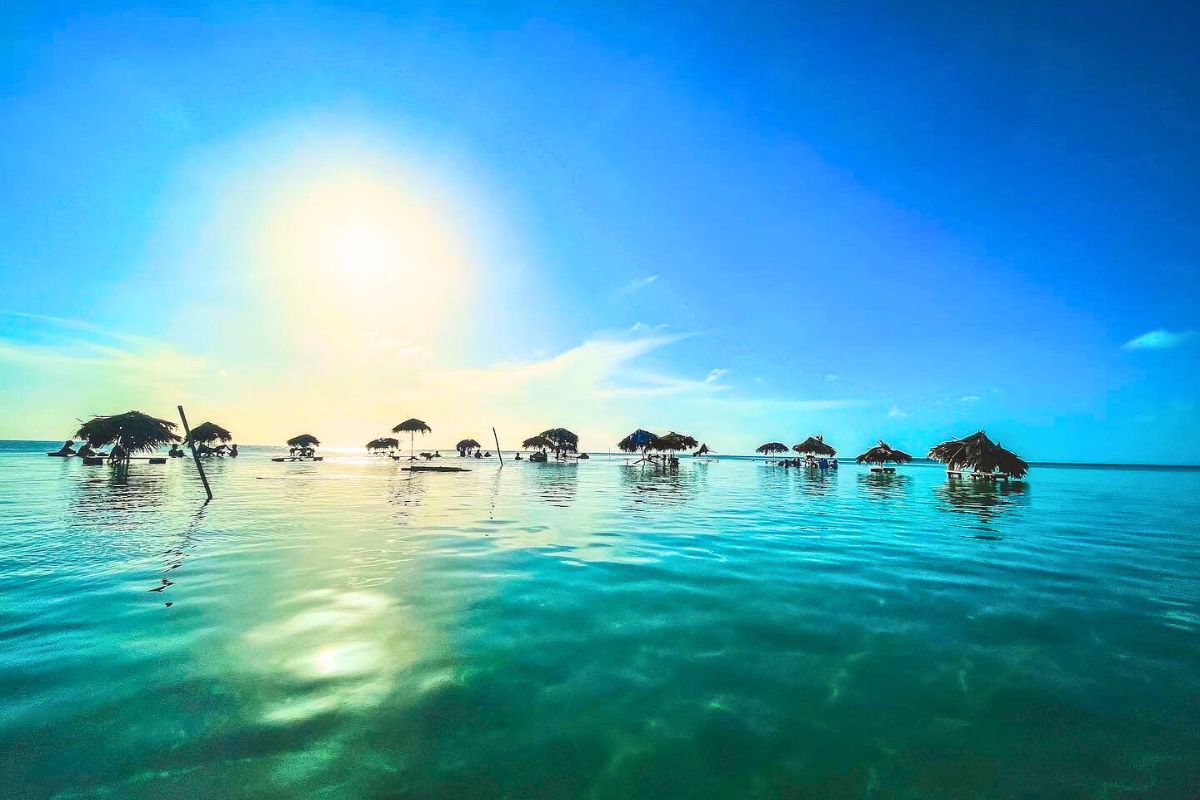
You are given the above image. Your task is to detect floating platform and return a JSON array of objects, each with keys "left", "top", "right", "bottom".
[
  {"left": 272, "top": 456, "right": 325, "bottom": 462},
  {"left": 402, "top": 466, "right": 469, "bottom": 473},
  {"left": 947, "top": 469, "right": 1013, "bottom": 482}
]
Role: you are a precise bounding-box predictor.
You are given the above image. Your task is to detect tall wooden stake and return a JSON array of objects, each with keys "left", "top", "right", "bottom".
[
  {"left": 177, "top": 404, "right": 213, "bottom": 502},
  {"left": 493, "top": 427, "right": 504, "bottom": 467}
]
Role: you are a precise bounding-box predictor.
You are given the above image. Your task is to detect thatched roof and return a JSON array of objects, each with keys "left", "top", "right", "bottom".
[
  {"left": 617, "top": 429, "right": 659, "bottom": 453},
  {"left": 392, "top": 418, "right": 432, "bottom": 435},
  {"left": 287, "top": 434, "right": 321, "bottom": 447},
  {"left": 76, "top": 411, "right": 180, "bottom": 454},
  {"left": 367, "top": 437, "right": 400, "bottom": 450},
  {"left": 928, "top": 431, "right": 1028, "bottom": 478},
  {"left": 522, "top": 435, "right": 554, "bottom": 451},
  {"left": 756, "top": 442, "right": 788, "bottom": 455},
  {"left": 855, "top": 440, "right": 913, "bottom": 465},
  {"left": 793, "top": 435, "right": 836, "bottom": 456},
  {"left": 694, "top": 443, "right": 711, "bottom": 456},
  {"left": 654, "top": 432, "right": 699, "bottom": 452},
  {"left": 456, "top": 438, "right": 481, "bottom": 451},
  {"left": 541, "top": 428, "right": 579, "bottom": 453},
  {"left": 185, "top": 421, "right": 232, "bottom": 445}
]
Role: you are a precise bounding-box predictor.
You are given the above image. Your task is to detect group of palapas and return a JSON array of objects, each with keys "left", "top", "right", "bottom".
[
  {"left": 58, "top": 412, "right": 1028, "bottom": 479},
  {"left": 755, "top": 431, "right": 1028, "bottom": 478}
]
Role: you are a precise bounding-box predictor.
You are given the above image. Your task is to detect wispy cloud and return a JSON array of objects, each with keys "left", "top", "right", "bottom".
[
  {"left": 1122, "top": 329, "right": 1197, "bottom": 350},
  {"left": 705, "top": 368, "right": 728, "bottom": 384},
  {"left": 824, "top": 373, "right": 839, "bottom": 382},
  {"left": 628, "top": 321, "right": 668, "bottom": 333},
  {"left": 620, "top": 274, "right": 658, "bottom": 293},
  {"left": 365, "top": 331, "right": 432, "bottom": 361},
  {"left": 0, "top": 311, "right": 205, "bottom": 378},
  {"left": 887, "top": 405, "right": 910, "bottom": 418},
  {"left": 958, "top": 395, "right": 981, "bottom": 403}
]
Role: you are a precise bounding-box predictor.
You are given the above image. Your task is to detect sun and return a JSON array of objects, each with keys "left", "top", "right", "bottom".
[{"left": 256, "top": 159, "right": 475, "bottom": 339}]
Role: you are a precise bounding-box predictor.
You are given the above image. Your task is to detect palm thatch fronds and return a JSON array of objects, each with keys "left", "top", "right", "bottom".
[
  {"left": 653, "top": 432, "right": 699, "bottom": 454},
  {"left": 617, "top": 429, "right": 659, "bottom": 453},
  {"left": 928, "top": 431, "right": 1028, "bottom": 478},
  {"left": 694, "top": 443, "right": 711, "bottom": 456},
  {"left": 522, "top": 435, "right": 554, "bottom": 451},
  {"left": 756, "top": 442, "right": 788, "bottom": 455},
  {"left": 855, "top": 440, "right": 913, "bottom": 465},
  {"left": 76, "top": 411, "right": 180, "bottom": 459},
  {"left": 392, "top": 418, "right": 432, "bottom": 436},
  {"left": 541, "top": 428, "right": 579, "bottom": 458},
  {"left": 287, "top": 434, "right": 321, "bottom": 448},
  {"left": 185, "top": 421, "right": 232, "bottom": 446},
  {"left": 367, "top": 437, "right": 400, "bottom": 451},
  {"left": 793, "top": 435, "right": 836, "bottom": 457},
  {"left": 392, "top": 418, "right": 432, "bottom": 459},
  {"left": 456, "top": 438, "right": 481, "bottom": 455}
]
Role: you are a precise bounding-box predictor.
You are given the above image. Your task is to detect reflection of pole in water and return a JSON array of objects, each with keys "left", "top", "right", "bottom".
[{"left": 151, "top": 503, "right": 208, "bottom": 607}]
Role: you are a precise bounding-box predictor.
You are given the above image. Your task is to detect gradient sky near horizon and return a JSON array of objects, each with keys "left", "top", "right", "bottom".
[{"left": 1, "top": 1, "right": 1198, "bottom": 462}]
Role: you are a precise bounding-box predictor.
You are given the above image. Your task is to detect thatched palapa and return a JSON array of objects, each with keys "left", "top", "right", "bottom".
[
  {"left": 654, "top": 432, "right": 699, "bottom": 454},
  {"left": 392, "top": 418, "right": 432, "bottom": 459},
  {"left": 617, "top": 429, "right": 659, "bottom": 453},
  {"left": 855, "top": 440, "right": 913, "bottom": 465},
  {"left": 367, "top": 437, "right": 399, "bottom": 451},
  {"left": 756, "top": 442, "right": 788, "bottom": 455},
  {"left": 287, "top": 434, "right": 321, "bottom": 448},
  {"left": 186, "top": 421, "right": 232, "bottom": 446},
  {"left": 456, "top": 438, "right": 481, "bottom": 456},
  {"left": 793, "top": 435, "right": 836, "bottom": 457},
  {"left": 76, "top": 411, "right": 180, "bottom": 461},
  {"left": 928, "top": 431, "right": 1028, "bottom": 478},
  {"left": 541, "top": 428, "right": 579, "bottom": 458},
  {"left": 522, "top": 435, "right": 554, "bottom": 451}
]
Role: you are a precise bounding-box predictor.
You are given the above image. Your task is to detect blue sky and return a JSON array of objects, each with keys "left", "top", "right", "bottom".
[{"left": 1, "top": 1, "right": 1197, "bottom": 462}]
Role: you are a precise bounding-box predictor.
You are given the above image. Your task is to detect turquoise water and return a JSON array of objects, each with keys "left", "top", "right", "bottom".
[{"left": 2, "top": 441, "right": 1198, "bottom": 799}]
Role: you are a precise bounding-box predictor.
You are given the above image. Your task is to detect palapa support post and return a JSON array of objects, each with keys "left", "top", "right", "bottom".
[
  {"left": 177, "top": 405, "right": 213, "bottom": 502},
  {"left": 493, "top": 427, "right": 504, "bottom": 467}
]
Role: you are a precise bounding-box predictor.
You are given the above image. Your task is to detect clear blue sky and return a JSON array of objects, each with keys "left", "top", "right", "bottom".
[{"left": 1, "top": 1, "right": 1197, "bottom": 462}]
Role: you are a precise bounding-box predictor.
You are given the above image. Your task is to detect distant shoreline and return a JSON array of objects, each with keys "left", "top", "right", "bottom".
[{"left": 3, "top": 439, "right": 1198, "bottom": 471}]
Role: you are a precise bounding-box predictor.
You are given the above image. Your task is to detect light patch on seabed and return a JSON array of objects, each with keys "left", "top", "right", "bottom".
[
  {"left": 826, "top": 649, "right": 869, "bottom": 703},
  {"left": 242, "top": 589, "right": 426, "bottom": 726}
]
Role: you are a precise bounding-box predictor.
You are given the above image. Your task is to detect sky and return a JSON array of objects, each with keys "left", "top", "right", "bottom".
[{"left": 1, "top": 1, "right": 1198, "bottom": 463}]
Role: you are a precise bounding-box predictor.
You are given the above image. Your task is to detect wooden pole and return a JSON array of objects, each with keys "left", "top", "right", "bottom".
[
  {"left": 493, "top": 427, "right": 504, "bottom": 467},
  {"left": 177, "top": 405, "right": 213, "bottom": 502}
]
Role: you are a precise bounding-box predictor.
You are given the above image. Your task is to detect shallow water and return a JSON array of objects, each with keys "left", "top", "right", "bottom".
[{"left": 1, "top": 441, "right": 1198, "bottom": 799}]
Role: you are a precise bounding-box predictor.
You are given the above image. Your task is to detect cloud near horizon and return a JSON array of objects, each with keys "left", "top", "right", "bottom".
[
  {"left": 1122, "top": 329, "right": 1197, "bottom": 350},
  {"left": 0, "top": 313, "right": 870, "bottom": 449}
]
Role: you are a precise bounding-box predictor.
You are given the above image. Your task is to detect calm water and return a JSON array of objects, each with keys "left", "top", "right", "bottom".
[{"left": 2, "top": 441, "right": 1198, "bottom": 799}]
